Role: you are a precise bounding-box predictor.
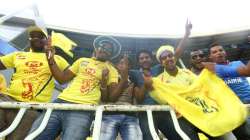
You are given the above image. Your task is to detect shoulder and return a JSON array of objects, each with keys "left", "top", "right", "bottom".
[
  {"left": 180, "top": 69, "right": 197, "bottom": 77},
  {"left": 151, "top": 64, "right": 164, "bottom": 76},
  {"left": 129, "top": 69, "right": 141, "bottom": 75},
  {"left": 13, "top": 51, "right": 25, "bottom": 56},
  {"left": 74, "top": 57, "right": 90, "bottom": 63},
  {"left": 106, "top": 62, "right": 117, "bottom": 72},
  {"left": 181, "top": 68, "right": 194, "bottom": 74}
]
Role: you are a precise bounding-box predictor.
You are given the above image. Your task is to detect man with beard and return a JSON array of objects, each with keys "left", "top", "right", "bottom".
[
  {"left": 130, "top": 21, "right": 192, "bottom": 140},
  {"left": 29, "top": 36, "right": 122, "bottom": 140},
  {"left": 143, "top": 45, "right": 200, "bottom": 140},
  {"left": 0, "top": 26, "right": 69, "bottom": 140}
]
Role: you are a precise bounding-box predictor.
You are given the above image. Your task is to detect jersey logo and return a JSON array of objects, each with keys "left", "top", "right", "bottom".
[
  {"left": 25, "top": 61, "right": 43, "bottom": 68},
  {"left": 85, "top": 68, "right": 96, "bottom": 75}
]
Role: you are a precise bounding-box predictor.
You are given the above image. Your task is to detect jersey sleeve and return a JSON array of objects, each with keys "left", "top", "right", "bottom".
[
  {"left": 0, "top": 52, "right": 17, "bottom": 68},
  {"left": 184, "top": 69, "right": 197, "bottom": 81},
  {"left": 107, "top": 65, "right": 119, "bottom": 85},
  {"left": 215, "top": 64, "right": 240, "bottom": 78},
  {"left": 68, "top": 58, "right": 82, "bottom": 75}
]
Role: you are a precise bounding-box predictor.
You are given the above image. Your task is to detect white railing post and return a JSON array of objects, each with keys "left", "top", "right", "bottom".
[
  {"left": 0, "top": 102, "right": 208, "bottom": 140},
  {"left": 169, "top": 109, "right": 190, "bottom": 140},
  {"left": 0, "top": 108, "right": 27, "bottom": 138},
  {"left": 92, "top": 106, "right": 104, "bottom": 140},
  {"left": 146, "top": 109, "right": 160, "bottom": 140},
  {"left": 25, "top": 108, "right": 53, "bottom": 140}
]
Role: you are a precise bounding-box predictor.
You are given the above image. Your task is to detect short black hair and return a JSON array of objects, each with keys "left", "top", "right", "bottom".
[
  {"left": 190, "top": 49, "right": 203, "bottom": 54},
  {"left": 190, "top": 49, "right": 209, "bottom": 59},
  {"left": 136, "top": 49, "right": 153, "bottom": 62},
  {"left": 190, "top": 49, "right": 206, "bottom": 54},
  {"left": 208, "top": 42, "right": 223, "bottom": 52}
]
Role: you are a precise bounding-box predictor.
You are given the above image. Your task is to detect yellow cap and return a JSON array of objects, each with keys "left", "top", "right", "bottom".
[
  {"left": 156, "top": 45, "right": 174, "bottom": 62},
  {"left": 27, "top": 26, "right": 48, "bottom": 38}
]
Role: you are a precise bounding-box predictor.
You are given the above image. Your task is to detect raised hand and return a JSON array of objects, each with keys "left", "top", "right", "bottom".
[
  {"left": 44, "top": 36, "right": 55, "bottom": 60},
  {"left": 100, "top": 68, "right": 109, "bottom": 88},
  {"left": 185, "top": 19, "right": 192, "bottom": 37}
]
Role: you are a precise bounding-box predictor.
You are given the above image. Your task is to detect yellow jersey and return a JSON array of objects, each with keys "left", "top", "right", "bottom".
[
  {"left": 58, "top": 57, "right": 118, "bottom": 104},
  {"left": 0, "top": 52, "right": 69, "bottom": 102},
  {"left": 157, "top": 68, "right": 197, "bottom": 86}
]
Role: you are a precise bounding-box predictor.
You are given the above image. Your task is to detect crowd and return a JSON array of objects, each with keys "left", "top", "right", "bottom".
[{"left": 0, "top": 21, "right": 250, "bottom": 140}]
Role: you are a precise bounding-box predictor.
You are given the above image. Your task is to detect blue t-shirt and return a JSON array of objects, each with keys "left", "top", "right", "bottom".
[
  {"left": 215, "top": 61, "right": 250, "bottom": 103},
  {"left": 129, "top": 65, "right": 163, "bottom": 105}
]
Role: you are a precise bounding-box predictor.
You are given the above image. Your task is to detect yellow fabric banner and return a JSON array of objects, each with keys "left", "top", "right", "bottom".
[
  {"left": 0, "top": 74, "right": 7, "bottom": 93},
  {"left": 51, "top": 31, "right": 77, "bottom": 57},
  {"left": 150, "top": 69, "right": 247, "bottom": 137}
]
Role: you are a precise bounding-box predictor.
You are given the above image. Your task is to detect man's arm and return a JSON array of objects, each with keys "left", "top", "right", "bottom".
[
  {"left": 100, "top": 68, "right": 109, "bottom": 102},
  {"left": 175, "top": 19, "right": 192, "bottom": 60},
  {"left": 45, "top": 37, "right": 75, "bottom": 84},
  {"left": 108, "top": 56, "right": 129, "bottom": 102},
  {"left": 202, "top": 61, "right": 250, "bottom": 77},
  {"left": 108, "top": 80, "right": 128, "bottom": 102},
  {"left": 134, "top": 86, "right": 145, "bottom": 103},
  {"left": 236, "top": 61, "right": 250, "bottom": 76},
  {"left": 47, "top": 59, "right": 75, "bottom": 84}
]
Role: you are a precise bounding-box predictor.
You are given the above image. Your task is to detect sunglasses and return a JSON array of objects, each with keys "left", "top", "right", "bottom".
[
  {"left": 191, "top": 54, "right": 205, "bottom": 60},
  {"left": 29, "top": 37, "right": 47, "bottom": 41},
  {"left": 98, "top": 47, "right": 113, "bottom": 55}
]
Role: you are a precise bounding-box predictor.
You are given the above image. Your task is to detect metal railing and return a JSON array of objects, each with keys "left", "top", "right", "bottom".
[{"left": 0, "top": 102, "right": 191, "bottom": 140}]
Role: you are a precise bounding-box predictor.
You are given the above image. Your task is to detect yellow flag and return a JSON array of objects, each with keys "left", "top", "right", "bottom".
[
  {"left": 51, "top": 31, "right": 77, "bottom": 57},
  {"left": 150, "top": 69, "right": 247, "bottom": 137},
  {"left": 0, "top": 74, "right": 7, "bottom": 93}
]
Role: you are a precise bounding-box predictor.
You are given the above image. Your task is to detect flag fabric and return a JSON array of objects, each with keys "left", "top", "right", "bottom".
[
  {"left": 0, "top": 74, "right": 7, "bottom": 93},
  {"left": 51, "top": 31, "right": 77, "bottom": 57},
  {"left": 150, "top": 69, "right": 247, "bottom": 137}
]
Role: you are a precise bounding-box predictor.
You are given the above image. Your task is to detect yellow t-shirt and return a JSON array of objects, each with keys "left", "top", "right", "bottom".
[
  {"left": 157, "top": 68, "right": 197, "bottom": 86},
  {"left": 58, "top": 57, "right": 118, "bottom": 104},
  {"left": 0, "top": 52, "right": 69, "bottom": 102},
  {"left": 0, "top": 74, "right": 7, "bottom": 93}
]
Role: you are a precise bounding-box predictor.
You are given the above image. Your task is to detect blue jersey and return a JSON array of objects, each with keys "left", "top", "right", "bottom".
[{"left": 215, "top": 61, "right": 250, "bottom": 103}]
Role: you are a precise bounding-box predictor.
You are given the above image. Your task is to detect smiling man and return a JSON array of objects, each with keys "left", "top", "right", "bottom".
[
  {"left": 29, "top": 35, "right": 123, "bottom": 140},
  {"left": 208, "top": 43, "right": 250, "bottom": 140},
  {"left": 143, "top": 45, "right": 200, "bottom": 140},
  {"left": 0, "top": 26, "right": 69, "bottom": 140},
  {"left": 190, "top": 49, "right": 207, "bottom": 75}
]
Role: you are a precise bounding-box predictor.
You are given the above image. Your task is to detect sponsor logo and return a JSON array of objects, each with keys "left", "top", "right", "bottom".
[
  {"left": 85, "top": 68, "right": 96, "bottom": 75},
  {"left": 25, "top": 61, "right": 43, "bottom": 68}
]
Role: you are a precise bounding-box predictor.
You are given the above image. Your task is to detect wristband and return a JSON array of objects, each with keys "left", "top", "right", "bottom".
[{"left": 100, "top": 86, "right": 107, "bottom": 90}]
